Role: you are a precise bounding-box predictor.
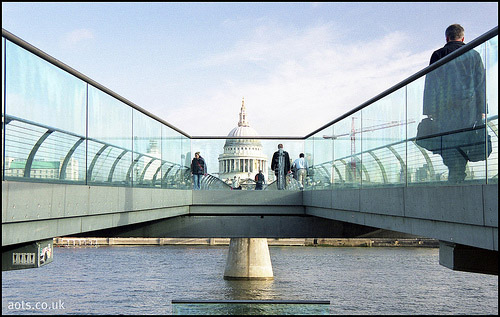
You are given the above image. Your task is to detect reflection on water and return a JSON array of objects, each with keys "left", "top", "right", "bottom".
[
  {"left": 225, "top": 280, "right": 276, "bottom": 299},
  {"left": 172, "top": 300, "right": 330, "bottom": 315},
  {"left": 175, "top": 279, "right": 330, "bottom": 315}
]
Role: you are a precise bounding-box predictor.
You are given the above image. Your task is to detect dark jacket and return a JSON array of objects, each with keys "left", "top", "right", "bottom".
[
  {"left": 254, "top": 172, "right": 265, "bottom": 190},
  {"left": 191, "top": 157, "right": 207, "bottom": 175},
  {"left": 271, "top": 150, "right": 291, "bottom": 174},
  {"left": 423, "top": 40, "right": 486, "bottom": 133},
  {"left": 254, "top": 172, "right": 265, "bottom": 184},
  {"left": 429, "top": 41, "right": 465, "bottom": 64}
]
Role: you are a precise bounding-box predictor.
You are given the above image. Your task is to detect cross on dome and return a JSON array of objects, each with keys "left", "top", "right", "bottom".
[{"left": 238, "top": 97, "right": 249, "bottom": 127}]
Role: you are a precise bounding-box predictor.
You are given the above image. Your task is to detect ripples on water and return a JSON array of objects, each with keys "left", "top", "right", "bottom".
[{"left": 2, "top": 245, "right": 498, "bottom": 315}]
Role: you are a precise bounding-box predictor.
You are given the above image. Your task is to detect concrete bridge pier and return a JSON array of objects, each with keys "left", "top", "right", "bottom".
[{"left": 223, "top": 238, "right": 274, "bottom": 280}]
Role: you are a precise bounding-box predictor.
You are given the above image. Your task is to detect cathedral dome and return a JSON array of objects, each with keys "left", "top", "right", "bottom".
[
  {"left": 218, "top": 98, "right": 268, "bottom": 185},
  {"left": 225, "top": 126, "right": 262, "bottom": 147},
  {"left": 227, "top": 125, "right": 259, "bottom": 138}
]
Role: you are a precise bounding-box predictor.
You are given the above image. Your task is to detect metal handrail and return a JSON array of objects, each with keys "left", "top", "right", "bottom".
[
  {"left": 309, "top": 116, "right": 498, "bottom": 185},
  {"left": 3, "top": 114, "right": 187, "bottom": 185},
  {"left": 314, "top": 115, "right": 498, "bottom": 166}
]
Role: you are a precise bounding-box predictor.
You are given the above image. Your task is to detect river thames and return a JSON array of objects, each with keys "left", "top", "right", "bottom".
[{"left": 2, "top": 245, "right": 498, "bottom": 315}]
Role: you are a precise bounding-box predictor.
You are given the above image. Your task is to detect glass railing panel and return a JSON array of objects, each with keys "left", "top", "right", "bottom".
[
  {"left": 162, "top": 163, "right": 188, "bottom": 189},
  {"left": 2, "top": 37, "right": 5, "bottom": 180},
  {"left": 132, "top": 109, "right": 162, "bottom": 187},
  {"left": 180, "top": 136, "right": 192, "bottom": 189},
  {"left": 4, "top": 40, "right": 87, "bottom": 135},
  {"left": 135, "top": 154, "right": 161, "bottom": 187},
  {"left": 3, "top": 118, "right": 86, "bottom": 182},
  {"left": 309, "top": 128, "right": 332, "bottom": 190},
  {"left": 486, "top": 36, "right": 498, "bottom": 183},
  {"left": 87, "top": 140, "right": 112, "bottom": 183},
  {"left": 4, "top": 120, "right": 46, "bottom": 179},
  {"left": 4, "top": 40, "right": 87, "bottom": 182},
  {"left": 88, "top": 85, "right": 132, "bottom": 186},
  {"left": 415, "top": 44, "right": 488, "bottom": 185},
  {"left": 362, "top": 150, "right": 388, "bottom": 185},
  {"left": 360, "top": 88, "right": 407, "bottom": 187},
  {"left": 408, "top": 75, "right": 434, "bottom": 184},
  {"left": 190, "top": 138, "right": 225, "bottom": 189},
  {"left": 303, "top": 132, "right": 314, "bottom": 188},
  {"left": 407, "top": 76, "right": 451, "bottom": 184},
  {"left": 31, "top": 131, "right": 85, "bottom": 182},
  {"left": 110, "top": 150, "right": 133, "bottom": 184},
  {"left": 59, "top": 135, "right": 86, "bottom": 182},
  {"left": 383, "top": 142, "right": 407, "bottom": 183},
  {"left": 332, "top": 115, "right": 360, "bottom": 188},
  {"left": 3, "top": 117, "right": 87, "bottom": 182},
  {"left": 407, "top": 139, "right": 446, "bottom": 183},
  {"left": 409, "top": 41, "right": 494, "bottom": 185},
  {"left": 466, "top": 43, "right": 489, "bottom": 183},
  {"left": 86, "top": 141, "right": 129, "bottom": 184},
  {"left": 2, "top": 31, "right": 496, "bottom": 190},
  {"left": 259, "top": 139, "right": 305, "bottom": 190},
  {"left": 161, "top": 125, "right": 190, "bottom": 189}
]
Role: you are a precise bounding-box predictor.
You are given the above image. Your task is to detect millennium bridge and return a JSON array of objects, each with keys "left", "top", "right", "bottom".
[{"left": 1, "top": 27, "right": 498, "bottom": 275}]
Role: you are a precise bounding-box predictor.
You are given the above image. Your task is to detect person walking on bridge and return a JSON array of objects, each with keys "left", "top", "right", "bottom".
[
  {"left": 254, "top": 169, "right": 266, "bottom": 190},
  {"left": 422, "top": 24, "right": 487, "bottom": 183},
  {"left": 292, "top": 153, "right": 308, "bottom": 189},
  {"left": 191, "top": 152, "right": 207, "bottom": 190},
  {"left": 271, "top": 144, "right": 291, "bottom": 190}
]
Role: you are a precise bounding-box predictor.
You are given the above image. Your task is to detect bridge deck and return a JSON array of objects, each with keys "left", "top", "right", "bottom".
[{"left": 3, "top": 181, "right": 497, "bottom": 253}]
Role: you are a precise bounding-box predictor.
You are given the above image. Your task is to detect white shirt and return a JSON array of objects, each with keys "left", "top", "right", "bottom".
[{"left": 293, "top": 157, "right": 308, "bottom": 170}]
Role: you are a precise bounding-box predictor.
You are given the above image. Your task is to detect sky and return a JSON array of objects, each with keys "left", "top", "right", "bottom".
[{"left": 2, "top": 2, "right": 498, "bottom": 137}]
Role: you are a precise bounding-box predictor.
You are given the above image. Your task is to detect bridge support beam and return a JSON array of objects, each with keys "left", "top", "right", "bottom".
[
  {"left": 439, "top": 241, "right": 498, "bottom": 275},
  {"left": 223, "top": 238, "right": 274, "bottom": 280},
  {"left": 2, "top": 239, "right": 53, "bottom": 271}
]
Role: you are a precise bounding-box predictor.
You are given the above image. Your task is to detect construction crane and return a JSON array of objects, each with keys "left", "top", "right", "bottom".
[{"left": 323, "top": 117, "right": 415, "bottom": 179}]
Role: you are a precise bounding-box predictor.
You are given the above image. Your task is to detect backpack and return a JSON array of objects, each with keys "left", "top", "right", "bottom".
[{"left": 255, "top": 173, "right": 264, "bottom": 184}]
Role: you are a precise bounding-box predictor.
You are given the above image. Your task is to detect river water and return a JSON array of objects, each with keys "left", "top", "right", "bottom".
[{"left": 2, "top": 245, "right": 498, "bottom": 315}]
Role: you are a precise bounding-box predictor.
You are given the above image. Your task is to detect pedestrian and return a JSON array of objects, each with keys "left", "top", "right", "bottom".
[
  {"left": 232, "top": 176, "right": 242, "bottom": 190},
  {"left": 191, "top": 152, "right": 207, "bottom": 190},
  {"left": 292, "top": 153, "right": 308, "bottom": 189},
  {"left": 271, "top": 144, "right": 291, "bottom": 190},
  {"left": 422, "top": 24, "right": 486, "bottom": 183},
  {"left": 254, "top": 170, "right": 265, "bottom": 190}
]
